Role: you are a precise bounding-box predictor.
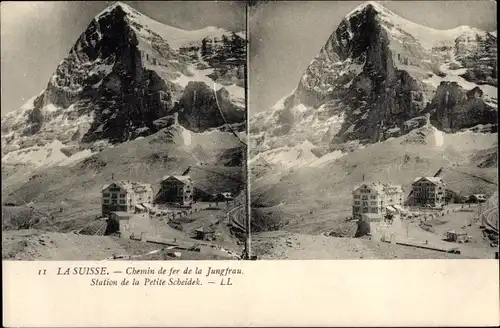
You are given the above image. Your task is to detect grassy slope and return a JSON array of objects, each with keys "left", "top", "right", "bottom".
[
  {"left": 2, "top": 126, "right": 244, "bottom": 233},
  {"left": 251, "top": 128, "right": 498, "bottom": 233}
]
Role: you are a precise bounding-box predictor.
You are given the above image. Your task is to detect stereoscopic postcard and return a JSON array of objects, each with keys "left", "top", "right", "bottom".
[{"left": 2, "top": 1, "right": 499, "bottom": 326}]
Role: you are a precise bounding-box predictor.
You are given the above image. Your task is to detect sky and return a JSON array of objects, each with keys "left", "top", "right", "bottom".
[
  {"left": 0, "top": 1, "right": 245, "bottom": 116},
  {"left": 249, "top": 0, "right": 497, "bottom": 113}
]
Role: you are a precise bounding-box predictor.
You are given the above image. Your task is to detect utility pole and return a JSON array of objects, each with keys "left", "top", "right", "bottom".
[
  {"left": 243, "top": 143, "right": 251, "bottom": 260},
  {"left": 243, "top": 12, "right": 251, "bottom": 260}
]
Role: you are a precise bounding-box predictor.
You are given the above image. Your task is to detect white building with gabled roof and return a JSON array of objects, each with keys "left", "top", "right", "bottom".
[
  {"left": 101, "top": 180, "right": 153, "bottom": 216},
  {"left": 352, "top": 182, "right": 404, "bottom": 219}
]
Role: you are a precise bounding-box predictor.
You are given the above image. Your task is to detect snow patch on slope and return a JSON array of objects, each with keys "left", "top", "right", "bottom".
[
  {"left": 250, "top": 141, "right": 318, "bottom": 170},
  {"left": 2, "top": 140, "right": 95, "bottom": 168},
  {"left": 173, "top": 64, "right": 245, "bottom": 108},
  {"left": 433, "top": 127, "right": 444, "bottom": 147},
  {"left": 423, "top": 62, "right": 498, "bottom": 107},
  {"left": 180, "top": 126, "right": 192, "bottom": 146},
  {"left": 251, "top": 140, "right": 346, "bottom": 170},
  {"left": 1, "top": 91, "right": 44, "bottom": 128}
]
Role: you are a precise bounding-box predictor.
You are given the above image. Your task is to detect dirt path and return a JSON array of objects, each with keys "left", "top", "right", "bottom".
[
  {"left": 2, "top": 230, "right": 132, "bottom": 260},
  {"left": 253, "top": 231, "right": 468, "bottom": 260}
]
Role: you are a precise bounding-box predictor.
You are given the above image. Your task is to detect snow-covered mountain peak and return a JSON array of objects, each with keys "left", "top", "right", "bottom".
[
  {"left": 96, "top": 1, "right": 236, "bottom": 50},
  {"left": 2, "top": 2, "right": 246, "bottom": 172},
  {"left": 345, "top": 1, "right": 390, "bottom": 19},
  {"left": 250, "top": 1, "right": 497, "bottom": 178},
  {"left": 97, "top": 1, "right": 135, "bottom": 16},
  {"left": 343, "top": 1, "right": 485, "bottom": 50}
]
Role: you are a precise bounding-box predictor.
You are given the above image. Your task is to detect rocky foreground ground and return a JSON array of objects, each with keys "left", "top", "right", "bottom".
[{"left": 254, "top": 232, "right": 467, "bottom": 260}]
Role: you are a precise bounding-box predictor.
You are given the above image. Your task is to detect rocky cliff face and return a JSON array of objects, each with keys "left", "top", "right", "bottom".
[
  {"left": 430, "top": 82, "right": 497, "bottom": 132},
  {"left": 175, "top": 82, "right": 245, "bottom": 132},
  {"left": 2, "top": 2, "right": 246, "bottom": 166},
  {"left": 251, "top": 1, "right": 497, "bottom": 168}
]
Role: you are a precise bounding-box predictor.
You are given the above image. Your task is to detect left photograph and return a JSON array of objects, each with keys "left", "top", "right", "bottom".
[{"left": 1, "top": 1, "right": 248, "bottom": 260}]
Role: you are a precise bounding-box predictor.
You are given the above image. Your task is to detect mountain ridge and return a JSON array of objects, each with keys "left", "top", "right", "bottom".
[
  {"left": 250, "top": 1, "right": 497, "bottom": 167},
  {"left": 2, "top": 1, "right": 246, "bottom": 171}
]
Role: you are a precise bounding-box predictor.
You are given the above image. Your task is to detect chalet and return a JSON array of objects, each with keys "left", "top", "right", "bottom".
[
  {"left": 216, "top": 192, "right": 234, "bottom": 201},
  {"left": 411, "top": 177, "right": 446, "bottom": 208},
  {"left": 445, "top": 230, "right": 470, "bottom": 243},
  {"left": 195, "top": 227, "right": 216, "bottom": 241},
  {"left": 352, "top": 182, "right": 404, "bottom": 219},
  {"left": 101, "top": 181, "right": 153, "bottom": 216},
  {"left": 469, "top": 194, "right": 487, "bottom": 203},
  {"left": 155, "top": 175, "right": 194, "bottom": 207},
  {"left": 221, "top": 192, "right": 234, "bottom": 200}
]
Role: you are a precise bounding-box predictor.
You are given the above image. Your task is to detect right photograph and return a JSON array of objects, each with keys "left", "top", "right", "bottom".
[{"left": 248, "top": 1, "right": 498, "bottom": 259}]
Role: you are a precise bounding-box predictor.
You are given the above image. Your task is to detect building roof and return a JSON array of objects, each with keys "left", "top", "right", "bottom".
[
  {"left": 386, "top": 206, "right": 398, "bottom": 212},
  {"left": 195, "top": 227, "right": 215, "bottom": 234},
  {"left": 110, "top": 211, "right": 132, "bottom": 218},
  {"left": 102, "top": 180, "right": 152, "bottom": 193},
  {"left": 383, "top": 184, "right": 403, "bottom": 193},
  {"left": 360, "top": 213, "right": 383, "bottom": 221},
  {"left": 353, "top": 182, "right": 402, "bottom": 194},
  {"left": 393, "top": 205, "right": 405, "bottom": 212},
  {"left": 142, "top": 203, "right": 153, "bottom": 210},
  {"left": 412, "top": 177, "right": 444, "bottom": 185},
  {"left": 162, "top": 175, "right": 192, "bottom": 183},
  {"left": 352, "top": 183, "right": 385, "bottom": 194}
]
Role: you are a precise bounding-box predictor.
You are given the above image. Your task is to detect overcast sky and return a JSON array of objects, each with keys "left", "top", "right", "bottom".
[
  {"left": 0, "top": 1, "right": 245, "bottom": 116},
  {"left": 249, "top": 0, "right": 497, "bottom": 113}
]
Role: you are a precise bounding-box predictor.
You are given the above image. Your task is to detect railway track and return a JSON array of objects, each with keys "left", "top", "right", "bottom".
[{"left": 481, "top": 206, "right": 499, "bottom": 234}]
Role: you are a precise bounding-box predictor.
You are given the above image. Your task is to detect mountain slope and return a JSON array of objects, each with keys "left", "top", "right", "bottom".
[
  {"left": 1, "top": 1, "right": 246, "bottom": 246},
  {"left": 2, "top": 1, "right": 246, "bottom": 172},
  {"left": 251, "top": 1, "right": 497, "bottom": 169},
  {"left": 250, "top": 1, "right": 498, "bottom": 239}
]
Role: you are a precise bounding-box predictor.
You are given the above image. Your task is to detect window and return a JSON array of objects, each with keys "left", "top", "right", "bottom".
[
  {"left": 370, "top": 208, "right": 377, "bottom": 213},
  {"left": 120, "top": 194, "right": 125, "bottom": 198},
  {"left": 120, "top": 200, "right": 125, "bottom": 204},
  {"left": 103, "top": 199, "right": 109, "bottom": 204},
  {"left": 353, "top": 207, "right": 360, "bottom": 213},
  {"left": 362, "top": 196, "right": 368, "bottom": 200},
  {"left": 362, "top": 207, "right": 369, "bottom": 213},
  {"left": 103, "top": 193, "right": 110, "bottom": 198},
  {"left": 370, "top": 201, "right": 376, "bottom": 205},
  {"left": 354, "top": 201, "right": 360, "bottom": 205},
  {"left": 111, "top": 194, "right": 117, "bottom": 199},
  {"left": 354, "top": 195, "right": 360, "bottom": 199},
  {"left": 370, "top": 196, "right": 376, "bottom": 199}
]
